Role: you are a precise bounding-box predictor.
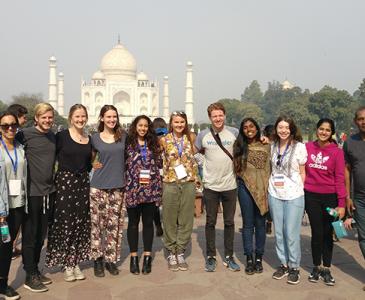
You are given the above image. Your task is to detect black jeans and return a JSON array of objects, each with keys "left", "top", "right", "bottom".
[
  {"left": 22, "top": 193, "right": 55, "bottom": 273},
  {"left": 0, "top": 207, "right": 24, "bottom": 280},
  {"left": 204, "top": 188, "right": 237, "bottom": 257},
  {"left": 305, "top": 190, "right": 337, "bottom": 267},
  {"left": 127, "top": 203, "right": 155, "bottom": 253}
]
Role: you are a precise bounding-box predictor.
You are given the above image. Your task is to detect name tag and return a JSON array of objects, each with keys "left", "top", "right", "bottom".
[
  {"left": 139, "top": 169, "right": 151, "bottom": 184},
  {"left": 174, "top": 164, "right": 187, "bottom": 180},
  {"left": 9, "top": 179, "right": 21, "bottom": 196},
  {"left": 159, "top": 168, "right": 163, "bottom": 176},
  {"left": 273, "top": 175, "right": 285, "bottom": 189}
]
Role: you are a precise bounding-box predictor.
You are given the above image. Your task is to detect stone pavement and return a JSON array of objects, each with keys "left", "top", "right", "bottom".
[{"left": 6, "top": 210, "right": 365, "bottom": 300}]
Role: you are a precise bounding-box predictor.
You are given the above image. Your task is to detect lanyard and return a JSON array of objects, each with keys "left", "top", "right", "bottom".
[
  {"left": 173, "top": 134, "right": 184, "bottom": 157},
  {"left": 277, "top": 142, "right": 289, "bottom": 167},
  {"left": 139, "top": 141, "right": 147, "bottom": 163},
  {"left": 0, "top": 138, "right": 18, "bottom": 174}
]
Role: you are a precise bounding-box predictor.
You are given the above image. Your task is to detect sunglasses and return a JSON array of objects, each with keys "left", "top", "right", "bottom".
[
  {"left": 172, "top": 111, "right": 186, "bottom": 116},
  {"left": 0, "top": 123, "right": 19, "bottom": 131},
  {"left": 276, "top": 154, "right": 282, "bottom": 167}
]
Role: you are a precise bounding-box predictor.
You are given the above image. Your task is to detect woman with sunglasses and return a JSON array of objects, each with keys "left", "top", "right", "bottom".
[
  {"left": 0, "top": 112, "right": 26, "bottom": 300},
  {"left": 304, "top": 118, "right": 346, "bottom": 286},
  {"left": 233, "top": 118, "right": 271, "bottom": 275},
  {"left": 160, "top": 111, "right": 198, "bottom": 271},
  {"left": 268, "top": 116, "right": 307, "bottom": 285}
]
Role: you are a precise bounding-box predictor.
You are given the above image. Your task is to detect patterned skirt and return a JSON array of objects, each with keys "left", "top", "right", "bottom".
[{"left": 46, "top": 170, "right": 91, "bottom": 268}]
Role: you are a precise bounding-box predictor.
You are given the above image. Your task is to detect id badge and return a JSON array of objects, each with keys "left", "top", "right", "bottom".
[
  {"left": 139, "top": 169, "right": 151, "bottom": 184},
  {"left": 159, "top": 168, "right": 163, "bottom": 176},
  {"left": 273, "top": 175, "right": 285, "bottom": 189},
  {"left": 174, "top": 164, "right": 187, "bottom": 180},
  {"left": 9, "top": 179, "right": 21, "bottom": 196}
]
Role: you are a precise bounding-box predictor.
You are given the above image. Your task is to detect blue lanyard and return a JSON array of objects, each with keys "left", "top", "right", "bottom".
[
  {"left": 173, "top": 134, "right": 184, "bottom": 157},
  {"left": 139, "top": 141, "right": 147, "bottom": 163},
  {"left": 0, "top": 138, "right": 18, "bottom": 174},
  {"left": 277, "top": 142, "right": 289, "bottom": 166}
]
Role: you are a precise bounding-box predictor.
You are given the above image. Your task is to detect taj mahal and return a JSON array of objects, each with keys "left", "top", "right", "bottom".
[{"left": 47, "top": 40, "right": 195, "bottom": 125}]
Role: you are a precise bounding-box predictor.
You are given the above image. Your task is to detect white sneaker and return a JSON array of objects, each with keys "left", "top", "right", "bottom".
[
  {"left": 74, "top": 265, "right": 86, "bottom": 280},
  {"left": 64, "top": 267, "right": 76, "bottom": 282}
]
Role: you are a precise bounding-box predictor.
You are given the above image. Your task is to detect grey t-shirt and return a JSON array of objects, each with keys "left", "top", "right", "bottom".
[
  {"left": 343, "top": 133, "right": 365, "bottom": 200},
  {"left": 17, "top": 127, "right": 56, "bottom": 197},
  {"left": 90, "top": 133, "right": 126, "bottom": 189},
  {"left": 195, "top": 125, "right": 239, "bottom": 191}
]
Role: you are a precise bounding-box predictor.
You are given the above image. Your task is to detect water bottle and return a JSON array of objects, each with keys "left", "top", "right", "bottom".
[
  {"left": 0, "top": 221, "right": 11, "bottom": 243},
  {"left": 326, "top": 207, "right": 338, "bottom": 218}
]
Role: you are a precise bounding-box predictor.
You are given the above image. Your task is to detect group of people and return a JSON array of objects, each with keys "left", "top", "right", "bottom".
[{"left": 0, "top": 101, "right": 364, "bottom": 299}]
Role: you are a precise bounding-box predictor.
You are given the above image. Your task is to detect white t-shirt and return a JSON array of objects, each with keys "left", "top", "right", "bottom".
[
  {"left": 268, "top": 142, "right": 307, "bottom": 200},
  {"left": 195, "top": 126, "right": 238, "bottom": 191}
]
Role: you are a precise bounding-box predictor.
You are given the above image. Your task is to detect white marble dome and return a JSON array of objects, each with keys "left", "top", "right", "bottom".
[
  {"left": 92, "top": 70, "right": 105, "bottom": 79},
  {"left": 100, "top": 43, "right": 137, "bottom": 80},
  {"left": 137, "top": 71, "right": 148, "bottom": 81}
]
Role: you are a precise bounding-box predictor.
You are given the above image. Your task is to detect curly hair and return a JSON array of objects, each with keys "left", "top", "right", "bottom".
[
  {"left": 127, "top": 115, "right": 160, "bottom": 158},
  {"left": 233, "top": 118, "right": 261, "bottom": 174},
  {"left": 273, "top": 115, "right": 302, "bottom": 143}
]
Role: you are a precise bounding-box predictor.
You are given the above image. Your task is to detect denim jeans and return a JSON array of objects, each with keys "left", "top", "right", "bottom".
[
  {"left": 237, "top": 179, "right": 266, "bottom": 256},
  {"left": 268, "top": 194, "right": 304, "bottom": 268},
  {"left": 354, "top": 197, "right": 365, "bottom": 258}
]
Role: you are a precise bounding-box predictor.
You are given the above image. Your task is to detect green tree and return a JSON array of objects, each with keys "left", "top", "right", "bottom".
[
  {"left": 308, "top": 86, "right": 356, "bottom": 132},
  {"left": 241, "top": 80, "right": 263, "bottom": 105},
  {"left": 262, "top": 81, "right": 306, "bottom": 124},
  {"left": 9, "top": 93, "right": 67, "bottom": 128},
  {"left": 353, "top": 78, "right": 365, "bottom": 106},
  {"left": 218, "top": 98, "right": 263, "bottom": 127},
  {"left": 0, "top": 100, "right": 8, "bottom": 112}
]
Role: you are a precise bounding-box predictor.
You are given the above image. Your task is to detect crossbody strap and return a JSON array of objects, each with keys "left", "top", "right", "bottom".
[{"left": 210, "top": 127, "right": 233, "bottom": 161}]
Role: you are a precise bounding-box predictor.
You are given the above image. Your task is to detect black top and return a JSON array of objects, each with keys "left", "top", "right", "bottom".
[
  {"left": 16, "top": 127, "right": 56, "bottom": 196},
  {"left": 343, "top": 133, "right": 365, "bottom": 200},
  {"left": 56, "top": 129, "right": 92, "bottom": 173}
]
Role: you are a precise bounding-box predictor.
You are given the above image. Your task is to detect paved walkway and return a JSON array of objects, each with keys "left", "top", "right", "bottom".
[{"left": 7, "top": 211, "right": 365, "bottom": 300}]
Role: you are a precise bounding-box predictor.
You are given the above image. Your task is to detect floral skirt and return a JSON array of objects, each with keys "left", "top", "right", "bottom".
[{"left": 46, "top": 170, "right": 91, "bottom": 268}]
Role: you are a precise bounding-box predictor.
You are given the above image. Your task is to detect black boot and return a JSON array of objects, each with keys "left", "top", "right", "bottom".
[
  {"left": 245, "top": 255, "right": 255, "bottom": 275},
  {"left": 105, "top": 262, "right": 119, "bottom": 275},
  {"left": 254, "top": 254, "right": 263, "bottom": 273},
  {"left": 130, "top": 256, "right": 140, "bottom": 275},
  {"left": 142, "top": 255, "right": 152, "bottom": 274},
  {"left": 94, "top": 257, "right": 105, "bottom": 277}
]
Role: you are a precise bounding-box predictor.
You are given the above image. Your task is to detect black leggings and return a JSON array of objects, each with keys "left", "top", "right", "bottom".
[
  {"left": 0, "top": 207, "right": 24, "bottom": 279},
  {"left": 305, "top": 191, "right": 337, "bottom": 267},
  {"left": 154, "top": 206, "right": 161, "bottom": 226},
  {"left": 127, "top": 203, "right": 155, "bottom": 253}
]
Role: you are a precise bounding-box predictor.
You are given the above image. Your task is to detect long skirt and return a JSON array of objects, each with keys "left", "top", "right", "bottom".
[{"left": 46, "top": 170, "right": 91, "bottom": 269}]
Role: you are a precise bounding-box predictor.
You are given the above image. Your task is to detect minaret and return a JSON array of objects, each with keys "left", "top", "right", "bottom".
[
  {"left": 163, "top": 76, "right": 170, "bottom": 120},
  {"left": 48, "top": 56, "right": 58, "bottom": 109},
  {"left": 185, "top": 61, "right": 194, "bottom": 124},
  {"left": 57, "top": 72, "right": 65, "bottom": 116}
]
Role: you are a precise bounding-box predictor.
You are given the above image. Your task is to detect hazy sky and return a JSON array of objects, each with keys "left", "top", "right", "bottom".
[{"left": 1, "top": 0, "right": 365, "bottom": 122}]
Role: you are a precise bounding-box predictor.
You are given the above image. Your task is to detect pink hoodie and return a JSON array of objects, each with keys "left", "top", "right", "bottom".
[{"left": 304, "top": 141, "right": 346, "bottom": 207}]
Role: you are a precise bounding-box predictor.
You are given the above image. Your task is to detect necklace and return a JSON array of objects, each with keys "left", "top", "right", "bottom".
[{"left": 70, "top": 128, "right": 85, "bottom": 143}]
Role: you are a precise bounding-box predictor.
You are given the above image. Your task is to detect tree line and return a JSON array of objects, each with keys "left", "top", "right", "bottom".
[
  {"left": 216, "top": 78, "right": 365, "bottom": 135},
  {"left": 0, "top": 93, "right": 67, "bottom": 128}
]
